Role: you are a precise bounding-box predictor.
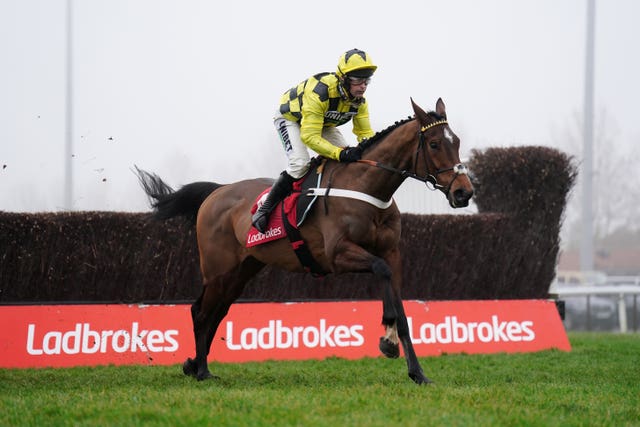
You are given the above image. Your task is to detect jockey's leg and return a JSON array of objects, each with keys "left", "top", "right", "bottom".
[
  {"left": 321, "top": 127, "right": 348, "bottom": 148},
  {"left": 251, "top": 114, "right": 308, "bottom": 233},
  {"left": 275, "top": 114, "right": 310, "bottom": 180},
  {"left": 251, "top": 170, "right": 294, "bottom": 233}
]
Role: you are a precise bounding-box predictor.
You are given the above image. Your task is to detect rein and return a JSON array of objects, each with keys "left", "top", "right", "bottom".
[{"left": 357, "top": 120, "right": 468, "bottom": 193}]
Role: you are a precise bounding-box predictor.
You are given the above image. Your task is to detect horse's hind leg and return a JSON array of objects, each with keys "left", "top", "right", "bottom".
[
  {"left": 186, "top": 284, "right": 238, "bottom": 381},
  {"left": 184, "top": 257, "right": 264, "bottom": 381},
  {"left": 183, "top": 291, "right": 220, "bottom": 380}
]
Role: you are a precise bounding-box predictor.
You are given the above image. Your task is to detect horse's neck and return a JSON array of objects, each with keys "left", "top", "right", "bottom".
[
  {"left": 369, "top": 121, "right": 418, "bottom": 168},
  {"left": 356, "top": 121, "right": 419, "bottom": 201}
]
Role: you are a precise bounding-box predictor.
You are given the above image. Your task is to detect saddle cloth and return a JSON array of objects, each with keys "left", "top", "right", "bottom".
[{"left": 245, "top": 162, "right": 323, "bottom": 248}]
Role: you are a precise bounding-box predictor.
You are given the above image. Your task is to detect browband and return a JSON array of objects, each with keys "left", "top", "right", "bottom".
[{"left": 420, "top": 120, "right": 448, "bottom": 132}]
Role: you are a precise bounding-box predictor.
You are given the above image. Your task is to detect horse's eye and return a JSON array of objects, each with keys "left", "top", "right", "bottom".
[{"left": 429, "top": 141, "right": 439, "bottom": 150}]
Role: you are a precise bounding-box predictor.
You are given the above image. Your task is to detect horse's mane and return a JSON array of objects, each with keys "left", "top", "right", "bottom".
[
  {"left": 359, "top": 116, "right": 413, "bottom": 151},
  {"left": 359, "top": 111, "right": 443, "bottom": 152}
]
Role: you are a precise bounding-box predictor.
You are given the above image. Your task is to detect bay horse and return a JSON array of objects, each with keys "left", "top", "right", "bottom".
[{"left": 136, "top": 98, "right": 473, "bottom": 385}]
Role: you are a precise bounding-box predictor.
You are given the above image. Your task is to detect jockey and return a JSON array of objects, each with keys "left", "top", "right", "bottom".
[{"left": 251, "top": 48, "right": 378, "bottom": 233}]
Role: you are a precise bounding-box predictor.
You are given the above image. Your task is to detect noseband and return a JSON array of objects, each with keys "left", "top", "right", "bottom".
[{"left": 358, "top": 119, "right": 468, "bottom": 194}]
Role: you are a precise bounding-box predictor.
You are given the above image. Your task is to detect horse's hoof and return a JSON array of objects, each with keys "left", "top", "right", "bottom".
[
  {"left": 182, "top": 358, "right": 197, "bottom": 377},
  {"left": 196, "top": 370, "right": 220, "bottom": 381},
  {"left": 379, "top": 337, "right": 400, "bottom": 358},
  {"left": 409, "top": 371, "right": 433, "bottom": 385},
  {"left": 196, "top": 371, "right": 213, "bottom": 381}
]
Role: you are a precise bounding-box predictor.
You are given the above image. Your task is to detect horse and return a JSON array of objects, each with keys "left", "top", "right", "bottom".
[{"left": 135, "top": 98, "right": 473, "bottom": 385}]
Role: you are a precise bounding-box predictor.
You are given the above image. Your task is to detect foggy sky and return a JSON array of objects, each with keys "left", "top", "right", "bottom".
[{"left": 1, "top": 0, "right": 639, "bottom": 215}]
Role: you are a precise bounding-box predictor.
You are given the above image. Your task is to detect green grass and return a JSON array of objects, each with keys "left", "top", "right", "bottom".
[{"left": 1, "top": 333, "right": 639, "bottom": 427}]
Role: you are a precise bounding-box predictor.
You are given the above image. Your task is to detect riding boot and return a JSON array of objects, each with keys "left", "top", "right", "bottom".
[{"left": 251, "top": 171, "right": 295, "bottom": 233}]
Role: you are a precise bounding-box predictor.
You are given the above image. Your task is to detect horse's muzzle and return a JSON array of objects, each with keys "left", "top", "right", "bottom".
[{"left": 449, "top": 188, "right": 474, "bottom": 208}]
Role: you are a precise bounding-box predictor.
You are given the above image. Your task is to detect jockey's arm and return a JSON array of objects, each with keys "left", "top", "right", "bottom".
[
  {"left": 299, "top": 95, "right": 343, "bottom": 161},
  {"left": 352, "top": 102, "right": 375, "bottom": 142}
]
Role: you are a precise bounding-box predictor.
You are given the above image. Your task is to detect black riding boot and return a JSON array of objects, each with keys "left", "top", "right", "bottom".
[{"left": 251, "top": 171, "right": 295, "bottom": 233}]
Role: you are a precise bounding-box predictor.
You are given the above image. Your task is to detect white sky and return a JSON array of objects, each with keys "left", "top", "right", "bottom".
[{"left": 1, "top": 0, "right": 639, "bottom": 214}]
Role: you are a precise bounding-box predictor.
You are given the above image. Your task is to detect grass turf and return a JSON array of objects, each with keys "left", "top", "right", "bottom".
[{"left": 1, "top": 333, "right": 638, "bottom": 426}]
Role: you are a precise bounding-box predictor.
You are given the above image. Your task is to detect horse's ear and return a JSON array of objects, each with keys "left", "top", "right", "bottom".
[
  {"left": 435, "top": 98, "right": 447, "bottom": 118},
  {"left": 410, "top": 97, "right": 429, "bottom": 124}
]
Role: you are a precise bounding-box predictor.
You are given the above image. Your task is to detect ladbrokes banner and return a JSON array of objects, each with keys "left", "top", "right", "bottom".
[{"left": 0, "top": 300, "right": 570, "bottom": 368}]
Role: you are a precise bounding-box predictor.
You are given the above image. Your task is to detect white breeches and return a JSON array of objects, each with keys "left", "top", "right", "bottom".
[{"left": 274, "top": 111, "right": 348, "bottom": 179}]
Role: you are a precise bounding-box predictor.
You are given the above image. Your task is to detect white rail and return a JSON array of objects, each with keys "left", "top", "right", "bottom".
[{"left": 550, "top": 283, "right": 640, "bottom": 333}]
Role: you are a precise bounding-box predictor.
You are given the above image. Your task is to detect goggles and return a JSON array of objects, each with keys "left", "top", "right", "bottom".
[{"left": 347, "top": 76, "right": 371, "bottom": 86}]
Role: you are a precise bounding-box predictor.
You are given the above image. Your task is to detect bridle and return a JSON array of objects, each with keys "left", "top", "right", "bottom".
[{"left": 357, "top": 119, "right": 469, "bottom": 194}]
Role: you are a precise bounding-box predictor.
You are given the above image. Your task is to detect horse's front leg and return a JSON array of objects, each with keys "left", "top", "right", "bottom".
[
  {"left": 332, "top": 242, "right": 430, "bottom": 384},
  {"left": 379, "top": 282, "right": 400, "bottom": 359},
  {"left": 382, "top": 248, "right": 432, "bottom": 385},
  {"left": 332, "top": 241, "right": 398, "bottom": 357},
  {"left": 385, "top": 282, "right": 431, "bottom": 384}
]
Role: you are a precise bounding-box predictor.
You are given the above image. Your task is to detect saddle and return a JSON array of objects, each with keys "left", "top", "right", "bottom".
[{"left": 246, "top": 159, "right": 327, "bottom": 275}]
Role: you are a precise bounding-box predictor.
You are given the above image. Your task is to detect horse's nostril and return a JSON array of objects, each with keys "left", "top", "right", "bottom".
[{"left": 454, "top": 189, "right": 472, "bottom": 203}]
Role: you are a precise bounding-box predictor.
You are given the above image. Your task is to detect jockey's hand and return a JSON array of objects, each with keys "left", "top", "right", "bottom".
[{"left": 339, "top": 146, "right": 362, "bottom": 163}]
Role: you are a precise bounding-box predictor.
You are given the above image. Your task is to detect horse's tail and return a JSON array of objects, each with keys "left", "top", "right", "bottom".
[{"left": 134, "top": 166, "right": 223, "bottom": 224}]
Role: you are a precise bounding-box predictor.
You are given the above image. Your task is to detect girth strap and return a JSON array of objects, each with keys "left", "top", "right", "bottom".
[
  {"left": 305, "top": 188, "right": 393, "bottom": 209},
  {"left": 280, "top": 203, "right": 326, "bottom": 277}
]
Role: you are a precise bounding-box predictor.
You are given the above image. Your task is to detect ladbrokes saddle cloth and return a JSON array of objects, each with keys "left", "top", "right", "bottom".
[
  {"left": 246, "top": 160, "right": 324, "bottom": 249},
  {"left": 246, "top": 159, "right": 327, "bottom": 276}
]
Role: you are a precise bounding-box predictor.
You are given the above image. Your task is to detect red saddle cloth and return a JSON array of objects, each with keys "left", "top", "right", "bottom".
[
  {"left": 246, "top": 159, "right": 325, "bottom": 248},
  {"left": 245, "top": 185, "right": 301, "bottom": 248}
]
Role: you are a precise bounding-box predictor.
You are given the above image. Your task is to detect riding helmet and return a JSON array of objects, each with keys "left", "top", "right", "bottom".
[{"left": 336, "top": 48, "right": 377, "bottom": 78}]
